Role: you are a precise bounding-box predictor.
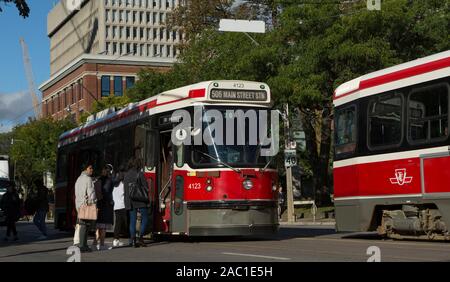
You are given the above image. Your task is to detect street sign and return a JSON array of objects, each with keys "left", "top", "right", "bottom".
[
  {"left": 284, "top": 149, "right": 297, "bottom": 167},
  {"left": 219, "top": 19, "right": 266, "bottom": 33}
]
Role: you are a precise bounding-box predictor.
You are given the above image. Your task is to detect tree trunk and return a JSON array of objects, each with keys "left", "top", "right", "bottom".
[
  {"left": 316, "top": 105, "right": 333, "bottom": 206},
  {"left": 298, "top": 105, "right": 333, "bottom": 207},
  {"left": 298, "top": 108, "right": 319, "bottom": 200}
]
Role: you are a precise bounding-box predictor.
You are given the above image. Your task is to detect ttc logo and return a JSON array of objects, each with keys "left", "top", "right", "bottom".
[{"left": 389, "top": 169, "right": 413, "bottom": 186}]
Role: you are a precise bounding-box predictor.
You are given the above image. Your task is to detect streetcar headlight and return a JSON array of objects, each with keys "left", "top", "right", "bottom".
[
  {"left": 206, "top": 186, "right": 213, "bottom": 192},
  {"left": 243, "top": 179, "right": 254, "bottom": 190}
]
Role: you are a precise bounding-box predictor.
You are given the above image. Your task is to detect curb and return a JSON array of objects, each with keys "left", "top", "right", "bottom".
[{"left": 280, "top": 221, "right": 336, "bottom": 226}]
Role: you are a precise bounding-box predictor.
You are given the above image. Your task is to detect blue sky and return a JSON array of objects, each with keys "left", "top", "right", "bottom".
[{"left": 0, "top": 0, "right": 55, "bottom": 132}]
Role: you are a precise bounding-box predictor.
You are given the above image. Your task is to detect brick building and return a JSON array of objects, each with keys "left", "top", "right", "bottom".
[{"left": 39, "top": 0, "right": 181, "bottom": 121}]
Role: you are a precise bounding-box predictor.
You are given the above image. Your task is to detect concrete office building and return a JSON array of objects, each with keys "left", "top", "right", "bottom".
[{"left": 40, "top": 0, "right": 182, "bottom": 121}]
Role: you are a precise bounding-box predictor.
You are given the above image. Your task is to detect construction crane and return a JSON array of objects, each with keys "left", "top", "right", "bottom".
[{"left": 19, "top": 38, "right": 41, "bottom": 119}]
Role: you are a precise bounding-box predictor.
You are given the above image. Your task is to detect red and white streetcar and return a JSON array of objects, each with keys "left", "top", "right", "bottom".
[
  {"left": 333, "top": 50, "right": 450, "bottom": 240},
  {"left": 55, "top": 80, "right": 280, "bottom": 237}
]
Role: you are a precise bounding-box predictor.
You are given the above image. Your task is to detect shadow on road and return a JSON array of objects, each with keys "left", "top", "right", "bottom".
[
  {"left": 0, "top": 222, "right": 73, "bottom": 249},
  {"left": 154, "top": 226, "right": 338, "bottom": 243},
  {"left": 0, "top": 247, "right": 69, "bottom": 259}
]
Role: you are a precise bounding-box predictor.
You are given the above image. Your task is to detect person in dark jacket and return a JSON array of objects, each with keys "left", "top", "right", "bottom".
[
  {"left": 124, "top": 157, "right": 150, "bottom": 248},
  {"left": 33, "top": 179, "right": 49, "bottom": 240},
  {"left": 93, "top": 164, "right": 114, "bottom": 250},
  {"left": 1, "top": 182, "right": 21, "bottom": 241}
]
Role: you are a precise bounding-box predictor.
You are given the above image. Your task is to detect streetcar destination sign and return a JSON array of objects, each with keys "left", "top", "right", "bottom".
[{"left": 210, "top": 89, "right": 268, "bottom": 101}]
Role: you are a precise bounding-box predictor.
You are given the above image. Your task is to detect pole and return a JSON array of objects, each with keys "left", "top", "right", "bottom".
[
  {"left": 14, "top": 160, "right": 16, "bottom": 183},
  {"left": 284, "top": 104, "right": 295, "bottom": 223}
]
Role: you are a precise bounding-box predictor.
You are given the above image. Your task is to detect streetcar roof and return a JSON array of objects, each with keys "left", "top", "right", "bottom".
[
  {"left": 58, "top": 80, "right": 270, "bottom": 147},
  {"left": 333, "top": 50, "right": 450, "bottom": 106}
]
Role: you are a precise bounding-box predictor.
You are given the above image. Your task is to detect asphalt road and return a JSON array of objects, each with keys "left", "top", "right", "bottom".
[{"left": 0, "top": 221, "right": 449, "bottom": 262}]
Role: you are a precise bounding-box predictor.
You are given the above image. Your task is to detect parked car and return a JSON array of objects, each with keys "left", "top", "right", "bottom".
[{"left": 0, "top": 187, "right": 6, "bottom": 226}]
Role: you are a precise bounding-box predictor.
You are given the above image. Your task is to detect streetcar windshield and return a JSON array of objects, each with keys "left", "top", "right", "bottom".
[{"left": 191, "top": 107, "right": 272, "bottom": 168}]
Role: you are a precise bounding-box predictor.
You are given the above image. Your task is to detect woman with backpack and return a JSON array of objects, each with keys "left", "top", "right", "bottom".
[
  {"left": 1, "top": 182, "right": 21, "bottom": 241},
  {"left": 123, "top": 157, "right": 150, "bottom": 248}
]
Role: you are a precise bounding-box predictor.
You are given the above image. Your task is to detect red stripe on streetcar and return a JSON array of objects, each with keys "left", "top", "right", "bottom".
[{"left": 334, "top": 56, "right": 450, "bottom": 100}]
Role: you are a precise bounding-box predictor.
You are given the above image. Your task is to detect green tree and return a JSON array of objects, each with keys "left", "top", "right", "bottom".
[
  {"left": 79, "top": 96, "right": 133, "bottom": 123},
  {"left": 127, "top": 69, "right": 176, "bottom": 102},
  {"left": 9, "top": 118, "right": 75, "bottom": 194},
  {"left": 167, "top": 0, "right": 234, "bottom": 42},
  {"left": 0, "top": 131, "right": 13, "bottom": 155},
  {"left": 0, "top": 0, "right": 30, "bottom": 17}
]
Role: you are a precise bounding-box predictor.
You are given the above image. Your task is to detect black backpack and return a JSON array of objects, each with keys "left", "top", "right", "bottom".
[{"left": 129, "top": 173, "right": 149, "bottom": 203}]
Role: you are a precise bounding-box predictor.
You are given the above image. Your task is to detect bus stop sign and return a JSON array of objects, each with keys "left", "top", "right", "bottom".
[{"left": 284, "top": 149, "right": 297, "bottom": 167}]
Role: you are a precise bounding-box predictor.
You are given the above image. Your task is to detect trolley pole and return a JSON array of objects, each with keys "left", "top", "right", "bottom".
[{"left": 284, "top": 104, "right": 295, "bottom": 223}]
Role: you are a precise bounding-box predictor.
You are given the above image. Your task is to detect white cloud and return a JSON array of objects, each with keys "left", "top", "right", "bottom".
[{"left": 0, "top": 91, "right": 34, "bottom": 132}]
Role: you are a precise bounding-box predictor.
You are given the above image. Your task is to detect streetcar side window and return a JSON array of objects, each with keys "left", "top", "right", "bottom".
[
  {"left": 56, "top": 151, "right": 67, "bottom": 182},
  {"left": 335, "top": 106, "right": 357, "bottom": 156},
  {"left": 408, "top": 82, "right": 449, "bottom": 144},
  {"left": 145, "top": 130, "right": 156, "bottom": 170},
  {"left": 368, "top": 93, "right": 403, "bottom": 149},
  {"left": 135, "top": 125, "right": 147, "bottom": 160}
]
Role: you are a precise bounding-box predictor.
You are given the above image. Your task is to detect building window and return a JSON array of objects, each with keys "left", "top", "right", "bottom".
[
  {"left": 71, "top": 86, "right": 76, "bottom": 104},
  {"left": 79, "top": 79, "right": 83, "bottom": 100},
  {"left": 102, "top": 76, "right": 111, "bottom": 97},
  {"left": 56, "top": 94, "right": 60, "bottom": 112},
  {"left": 408, "top": 82, "right": 449, "bottom": 144},
  {"left": 62, "top": 91, "right": 67, "bottom": 108},
  {"left": 368, "top": 92, "right": 403, "bottom": 149},
  {"left": 126, "top": 27, "right": 131, "bottom": 39},
  {"left": 126, "top": 77, "right": 135, "bottom": 89},
  {"left": 114, "top": 76, "right": 123, "bottom": 96}
]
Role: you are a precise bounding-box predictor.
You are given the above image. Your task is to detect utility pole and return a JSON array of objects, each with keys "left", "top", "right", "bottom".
[{"left": 284, "top": 104, "right": 295, "bottom": 223}]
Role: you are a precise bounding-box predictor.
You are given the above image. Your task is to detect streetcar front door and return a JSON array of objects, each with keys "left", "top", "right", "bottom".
[
  {"left": 171, "top": 143, "right": 186, "bottom": 234},
  {"left": 158, "top": 132, "right": 174, "bottom": 232}
]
